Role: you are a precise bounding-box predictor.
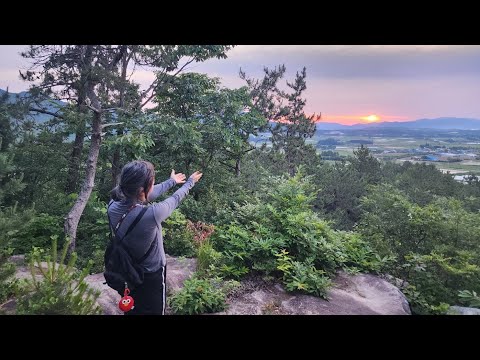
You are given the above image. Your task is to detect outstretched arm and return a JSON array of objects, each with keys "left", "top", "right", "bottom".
[
  {"left": 147, "top": 178, "right": 176, "bottom": 202},
  {"left": 151, "top": 171, "right": 203, "bottom": 223},
  {"left": 147, "top": 169, "right": 187, "bottom": 202}
]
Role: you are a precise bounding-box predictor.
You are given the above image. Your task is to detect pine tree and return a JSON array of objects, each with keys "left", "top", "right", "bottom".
[
  {"left": 351, "top": 144, "right": 382, "bottom": 184},
  {"left": 16, "top": 236, "right": 101, "bottom": 315},
  {"left": 0, "top": 151, "right": 26, "bottom": 207},
  {"left": 274, "top": 67, "right": 319, "bottom": 176},
  {"left": 241, "top": 66, "right": 319, "bottom": 176}
]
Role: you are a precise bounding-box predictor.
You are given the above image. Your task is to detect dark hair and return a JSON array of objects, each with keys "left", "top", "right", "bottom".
[{"left": 110, "top": 160, "right": 155, "bottom": 202}]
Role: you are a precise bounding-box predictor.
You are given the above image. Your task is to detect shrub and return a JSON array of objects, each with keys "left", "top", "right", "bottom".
[
  {"left": 16, "top": 236, "right": 101, "bottom": 315},
  {"left": 206, "top": 171, "right": 386, "bottom": 301},
  {"left": 0, "top": 248, "right": 17, "bottom": 304},
  {"left": 75, "top": 192, "right": 110, "bottom": 270},
  {"left": 163, "top": 210, "right": 196, "bottom": 257},
  {"left": 399, "top": 251, "right": 480, "bottom": 314},
  {"left": 8, "top": 211, "right": 63, "bottom": 254},
  {"left": 458, "top": 290, "right": 480, "bottom": 308},
  {"left": 186, "top": 220, "right": 214, "bottom": 247},
  {"left": 196, "top": 239, "right": 223, "bottom": 277},
  {"left": 275, "top": 250, "right": 331, "bottom": 299},
  {"left": 168, "top": 276, "right": 226, "bottom": 315}
]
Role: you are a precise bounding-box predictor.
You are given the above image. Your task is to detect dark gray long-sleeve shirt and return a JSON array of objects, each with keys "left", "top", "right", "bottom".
[{"left": 107, "top": 177, "right": 195, "bottom": 273}]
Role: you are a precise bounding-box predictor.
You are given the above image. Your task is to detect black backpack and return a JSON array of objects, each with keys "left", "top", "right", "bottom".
[{"left": 104, "top": 203, "right": 153, "bottom": 296}]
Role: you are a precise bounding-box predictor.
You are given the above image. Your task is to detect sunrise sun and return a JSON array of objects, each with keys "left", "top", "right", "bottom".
[{"left": 362, "top": 114, "right": 380, "bottom": 122}]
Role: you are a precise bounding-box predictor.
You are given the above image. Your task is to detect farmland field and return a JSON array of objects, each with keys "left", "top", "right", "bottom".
[{"left": 313, "top": 128, "right": 480, "bottom": 175}]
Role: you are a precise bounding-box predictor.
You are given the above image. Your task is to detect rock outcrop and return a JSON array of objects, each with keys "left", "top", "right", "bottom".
[
  {"left": 216, "top": 271, "right": 411, "bottom": 315},
  {"left": 6, "top": 254, "right": 411, "bottom": 315},
  {"left": 446, "top": 306, "right": 480, "bottom": 315}
]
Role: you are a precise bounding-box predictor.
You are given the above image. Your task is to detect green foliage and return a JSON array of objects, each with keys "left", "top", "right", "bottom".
[
  {"left": 351, "top": 145, "right": 382, "bottom": 185},
  {"left": 402, "top": 284, "right": 449, "bottom": 315},
  {"left": 0, "top": 204, "right": 63, "bottom": 255},
  {"left": 241, "top": 65, "right": 317, "bottom": 176},
  {"left": 359, "top": 184, "right": 444, "bottom": 259},
  {"left": 7, "top": 46, "right": 480, "bottom": 316},
  {"left": 16, "top": 236, "right": 101, "bottom": 315},
  {"left": 340, "top": 232, "right": 397, "bottom": 273},
  {"left": 9, "top": 130, "right": 69, "bottom": 210},
  {"left": 0, "top": 248, "right": 17, "bottom": 304},
  {"left": 0, "top": 91, "right": 16, "bottom": 151},
  {"left": 275, "top": 250, "right": 331, "bottom": 298},
  {"left": 90, "top": 248, "right": 106, "bottom": 274},
  {"left": 210, "top": 171, "right": 383, "bottom": 296},
  {"left": 168, "top": 276, "right": 227, "bottom": 315},
  {"left": 75, "top": 192, "right": 110, "bottom": 270},
  {"left": 312, "top": 160, "right": 367, "bottom": 230},
  {"left": 358, "top": 183, "right": 480, "bottom": 313},
  {"left": 0, "top": 151, "right": 26, "bottom": 207},
  {"left": 13, "top": 213, "right": 63, "bottom": 254},
  {"left": 211, "top": 222, "right": 286, "bottom": 278},
  {"left": 150, "top": 72, "right": 266, "bottom": 189},
  {"left": 384, "top": 161, "right": 462, "bottom": 206},
  {"left": 458, "top": 290, "right": 480, "bottom": 308},
  {"left": 163, "top": 210, "right": 196, "bottom": 257},
  {"left": 196, "top": 239, "right": 223, "bottom": 277},
  {"left": 400, "top": 251, "right": 480, "bottom": 311}
]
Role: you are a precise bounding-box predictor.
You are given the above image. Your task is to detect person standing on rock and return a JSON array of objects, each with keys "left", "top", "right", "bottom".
[{"left": 107, "top": 160, "right": 202, "bottom": 315}]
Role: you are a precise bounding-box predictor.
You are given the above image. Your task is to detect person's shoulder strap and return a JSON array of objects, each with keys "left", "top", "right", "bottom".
[
  {"left": 121, "top": 206, "right": 148, "bottom": 241},
  {"left": 137, "top": 233, "right": 157, "bottom": 264},
  {"left": 107, "top": 200, "right": 115, "bottom": 239}
]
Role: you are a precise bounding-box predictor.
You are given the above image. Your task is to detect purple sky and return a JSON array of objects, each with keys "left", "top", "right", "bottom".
[{"left": 1, "top": 45, "right": 479, "bottom": 124}]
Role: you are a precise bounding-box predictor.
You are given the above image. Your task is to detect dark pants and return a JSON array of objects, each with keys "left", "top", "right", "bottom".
[{"left": 125, "top": 265, "right": 166, "bottom": 315}]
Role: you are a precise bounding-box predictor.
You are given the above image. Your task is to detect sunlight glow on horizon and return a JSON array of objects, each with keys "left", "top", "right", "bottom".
[
  {"left": 318, "top": 114, "right": 410, "bottom": 125},
  {"left": 361, "top": 114, "right": 380, "bottom": 122},
  {"left": 271, "top": 113, "right": 410, "bottom": 126}
]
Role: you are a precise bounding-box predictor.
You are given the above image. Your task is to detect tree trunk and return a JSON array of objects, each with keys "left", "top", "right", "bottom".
[
  {"left": 111, "top": 147, "right": 121, "bottom": 187},
  {"left": 65, "top": 119, "right": 86, "bottom": 194},
  {"left": 235, "top": 158, "right": 241, "bottom": 177},
  {"left": 64, "top": 111, "right": 102, "bottom": 253},
  {"left": 65, "top": 46, "right": 92, "bottom": 194},
  {"left": 111, "top": 50, "right": 128, "bottom": 189}
]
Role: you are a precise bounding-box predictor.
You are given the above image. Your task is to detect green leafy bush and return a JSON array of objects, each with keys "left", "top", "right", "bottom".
[
  {"left": 0, "top": 205, "right": 63, "bottom": 255},
  {"left": 276, "top": 250, "right": 331, "bottom": 299},
  {"left": 75, "top": 192, "right": 110, "bottom": 270},
  {"left": 16, "top": 236, "right": 101, "bottom": 315},
  {"left": 458, "top": 290, "right": 480, "bottom": 308},
  {"left": 196, "top": 239, "right": 223, "bottom": 277},
  {"left": 209, "top": 171, "right": 383, "bottom": 294},
  {"left": 168, "top": 276, "right": 226, "bottom": 315},
  {"left": 0, "top": 248, "right": 17, "bottom": 304},
  {"left": 163, "top": 210, "right": 196, "bottom": 257},
  {"left": 399, "top": 251, "right": 480, "bottom": 314}
]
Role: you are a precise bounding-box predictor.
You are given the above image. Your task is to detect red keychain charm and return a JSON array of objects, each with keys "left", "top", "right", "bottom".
[{"left": 118, "top": 286, "right": 135, "bottom": 312}]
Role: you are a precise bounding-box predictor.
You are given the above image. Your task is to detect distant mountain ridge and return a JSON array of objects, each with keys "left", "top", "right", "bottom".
[
  {"left": 316, "top": 117, "right": 480, "bottom": 130},
  {"left": 0, "top": 88, "right": 35, "bottom": 103},
  {"left": 0, "top": 88, "right": 66, "bottom": 123}
]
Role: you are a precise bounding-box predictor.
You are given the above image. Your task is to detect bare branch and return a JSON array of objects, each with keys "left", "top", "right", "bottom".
[
  {"left": 218, "top": 160, "right": 236, "bottom": 170},
  {"left": 101, "top": 122, "right": 124, "bottom": 129},
  {"left": 28, "top": 107, "right": 64, "bottom": 119}
]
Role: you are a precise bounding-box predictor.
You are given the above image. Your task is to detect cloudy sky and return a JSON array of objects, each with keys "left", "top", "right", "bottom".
[{"left": 1, "top": 45, "right": 479, "bottom": 125}]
